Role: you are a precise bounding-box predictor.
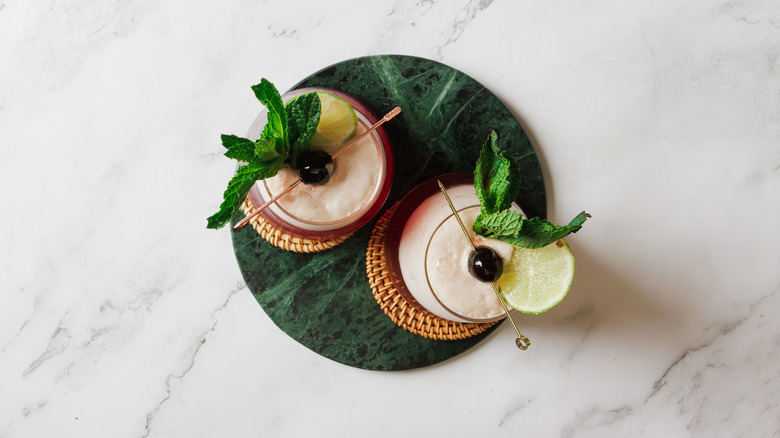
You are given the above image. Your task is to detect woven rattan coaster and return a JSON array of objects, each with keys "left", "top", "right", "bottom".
[
  {"left": 240, "top": 199, "right": 351, "bottom": 253},
  {"left": 366, "top": 203, "right": 498, "bottom": 340}
]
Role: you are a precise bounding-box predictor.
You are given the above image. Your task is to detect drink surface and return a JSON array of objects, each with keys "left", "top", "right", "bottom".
[
  {"left": 425, "top": 206, "right": 513, "bottom": 320},
  {"left": 398, "top": 184, "right": 522, "bottom": 322},
  {"left": 262, "top": 123, "right": 381, "bottom": 224},
  {"left": 244, "top": 87, "right": 393, "bottom": 238}
]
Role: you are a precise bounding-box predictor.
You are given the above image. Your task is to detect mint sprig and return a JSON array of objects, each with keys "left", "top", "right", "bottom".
[
  {"left": 221, "top": 135, "right": 257, "bottom": 162},
  {"left": 206, "top": 79, "right": 321, "bottom": 229},
  {"left": 205, "top": 163, "right": 280, "bottom": 229},
  {"left": 252, "top": 80, "right": 287, "bottom": 144},
  {"left": 472, "top": 131, "right": 590, "bottom": 249},
  {"left": 286, "top": 92, "right": 321, "bottom": 167},
  {"left": 474, "top": 130, "right": 521, "bottom": 216}
]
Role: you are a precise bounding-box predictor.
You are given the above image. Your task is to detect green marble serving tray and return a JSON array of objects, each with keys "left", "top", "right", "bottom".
[{"left": 231, "top": 55, "right": 546, "bottom": 371}]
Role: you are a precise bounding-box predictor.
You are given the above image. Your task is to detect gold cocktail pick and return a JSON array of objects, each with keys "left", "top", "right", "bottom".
[
  {"left": 437, "top": 180, "right": 530, "bottom": 350},
  {"left": 233, "top": 106, "right": 401, "bottom": 229}
]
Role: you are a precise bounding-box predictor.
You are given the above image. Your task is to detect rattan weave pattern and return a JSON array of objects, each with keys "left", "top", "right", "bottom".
[
  {"left": 240, "top": 198, "right": 350, "bottom": 253},
  {"left": 366, "top": 203, "right": 498, "bottom": 340}
]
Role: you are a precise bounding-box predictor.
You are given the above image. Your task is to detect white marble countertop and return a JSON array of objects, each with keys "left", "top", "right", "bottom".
[{"left": 2, "top": 1, "right": 779, "bottom": 436}]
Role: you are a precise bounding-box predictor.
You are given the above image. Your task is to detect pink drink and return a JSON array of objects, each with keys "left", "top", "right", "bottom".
[
  {"left": 245, "top": 88, "right": 393, "bottom": 240},
  {"left": 385, "top": 175, "right": 522, "bottom": 323}
]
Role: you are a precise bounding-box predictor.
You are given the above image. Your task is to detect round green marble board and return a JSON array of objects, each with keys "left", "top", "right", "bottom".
[{"left": 231, "top": 55, "right": 546, "bottom": 371}]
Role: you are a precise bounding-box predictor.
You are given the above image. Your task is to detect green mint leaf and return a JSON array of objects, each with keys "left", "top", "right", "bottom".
[
  {"left": 209, "top": 79, "right": 336, "bottom": 230},
  {"left": 251, "top": 79, "right": 288, "bottom": 152},
  {"left": 474, "top": 131, "right": 521, "bottom": 215},
  {"left": 471, "top": 130, "right": 589, "bottom": 248},
  {"left": 473, "top": 213, "right": 488, "bottom": 235},
  {"left": 254, "top": 137, "right": 287, "bottom": 166},
  {"left": 483, "top": 212, "right": 591, "bottom": 249},
  {"left": 475, "top": 210, "right": 525, "bottom": 236},
  {"left": 285, "top": 92, "right": 321, "bottom": 166},
  {"left": 221, "top": 134, "right": 257, "bottom": 162},
  {"left": 206, "top": 164, "right": 265, "bottom": 229}
]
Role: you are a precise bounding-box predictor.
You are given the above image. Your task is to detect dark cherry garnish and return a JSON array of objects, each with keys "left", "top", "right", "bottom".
[
  {"left": 297, "top": 149, "right": 334, "bottom": 185},
  {"left": 468, "top": 246, "right": 504, "bottom": 283}
]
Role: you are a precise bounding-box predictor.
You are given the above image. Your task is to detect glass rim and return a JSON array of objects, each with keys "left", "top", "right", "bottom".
[
  {"left": 259, "top": 116, "right": 386, "bottom": 227},
  {"left": 423, "top": 204, "right": 505, "bottom": 323},
  {"left": 245, "top": 86, "right": 394, "bottom": 240}
]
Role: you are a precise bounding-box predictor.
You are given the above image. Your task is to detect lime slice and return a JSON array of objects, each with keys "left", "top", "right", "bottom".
[
  {"left": 312, "top": 92, "right": 358, "bottom": 146},
  {"left": 497, "top": 239, "right": 575, "bottom": 314}
]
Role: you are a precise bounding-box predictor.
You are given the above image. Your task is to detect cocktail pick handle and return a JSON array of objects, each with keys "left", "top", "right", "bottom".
[{"left": 437, "top": 180, "right": 530, "bottom": 351}]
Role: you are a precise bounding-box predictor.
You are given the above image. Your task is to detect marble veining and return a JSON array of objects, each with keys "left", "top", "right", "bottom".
[
  {"left": 231, "top": 55, "right": 543, "bottom": 371},
  {"left": 2, "top": 0, "right": 780, "bottom": 436},
  {"left": 430, "top": 0, "right": 496, "bottom": 58},
  {"left": 141, "top": 283, "right": 244, "bottom": 438}
]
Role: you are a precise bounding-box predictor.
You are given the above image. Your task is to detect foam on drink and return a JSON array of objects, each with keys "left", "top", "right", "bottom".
[
  {"left": 262, "top": 123, "right": 380, "bottom": 224},
  {"left": 398, "top": 184, "right": 519, "bottom": 322},
  {"left": 425, "top": 206, "right": 513, "bottom": 320}
]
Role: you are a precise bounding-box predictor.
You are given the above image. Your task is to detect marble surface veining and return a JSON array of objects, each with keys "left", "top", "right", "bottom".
[
  {"left": 2, "top": 0, "right": 780, "bottom": 437},
  {"left": 232, "top": 55, "right": 543, "bottom": 371}
]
